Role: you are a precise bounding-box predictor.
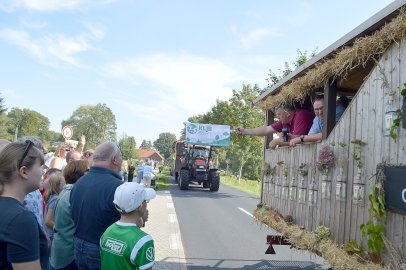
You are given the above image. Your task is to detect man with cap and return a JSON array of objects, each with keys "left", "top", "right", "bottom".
[{"left": 100, "top": 182, "right": 156, "bottom": 270}]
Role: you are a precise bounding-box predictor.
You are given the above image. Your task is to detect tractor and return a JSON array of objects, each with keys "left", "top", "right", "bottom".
[{"left": 173, "top": 141, "right": 220, "bottom": 191}]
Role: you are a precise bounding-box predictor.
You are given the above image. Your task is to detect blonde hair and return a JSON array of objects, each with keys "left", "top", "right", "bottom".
[
  {"left": 55, "top": 144, "right": 68, "bottom": 158},
  {"left": 0, "top": 142, "right": 44, "bottom": 195},
  {"left": 44, "top": 171, "right": 64, "bottom": 203}
]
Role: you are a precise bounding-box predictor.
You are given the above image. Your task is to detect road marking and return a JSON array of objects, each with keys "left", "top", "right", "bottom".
[
  {"left": 238, "top": 207, "right": 254, "bottom": 218},
  {"left": 168, "top": 214, "right": 177, "bottom": 223},
  {"left": 167, "top": 202, "right": 174, "bottom": 208},
  {"left": 169, "top": 233, "right": 180, "bottom": 249},
  {"left": 166, "top": 196, "right": 171, "bottom": 200},
  {"left": 164, "top": 191, "right": 170, "bottom": 194}
]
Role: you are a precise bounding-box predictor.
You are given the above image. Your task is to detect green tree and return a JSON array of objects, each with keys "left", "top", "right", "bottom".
[
  {"left": 0, "top": 93, "right": 10, "bottom": 140},
  {"left": 228, "top": 84, "right": 264, "bottom": 181},
  {"left": 47, "top": 130, "right": 63, "bottom": 142},
  {"left": 153, "top": 132, "right": 177, "bottom": 159},
  {"left": 118, "top": 135, "right": 138, "bottom": 160},
  {"left": 139, "top": 140, "right": 152, "bottom": 150},
  {"left": 7, "top": 107, "right": 50, "bottom": 142},
  {"left": 61, "top": 103, "right": 117, "bottom": 149},
  {"left": 184, "top": 84, "right": 264, "bottom": 180},
  {"left": 265, "top": 48, "right": 318, "bottom": 89}
]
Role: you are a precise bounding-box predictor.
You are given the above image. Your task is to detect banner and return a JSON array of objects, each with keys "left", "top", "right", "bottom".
[{"left": 185, "top": 123, "right": 230, "bottom": 147}]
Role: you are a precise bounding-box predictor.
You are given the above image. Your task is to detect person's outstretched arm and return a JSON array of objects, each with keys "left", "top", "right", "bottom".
[{"left": 235, "top": 125, "right": 276, "bottom": 136}]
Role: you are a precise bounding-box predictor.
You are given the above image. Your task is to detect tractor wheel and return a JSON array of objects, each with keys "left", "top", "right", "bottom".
[
  {"left": 210, "top": 171, "right": 220, "bottom": 191},
  {"left": 203, "top": 182, "right": 210, "bottom": 188},
  {"left": 180, "top": 169, "right": 189, "bottom": 190}
]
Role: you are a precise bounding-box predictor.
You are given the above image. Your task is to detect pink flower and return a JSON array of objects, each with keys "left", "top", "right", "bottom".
[{"left": 316, "top": 145, "right": 335, "bottom": 175}]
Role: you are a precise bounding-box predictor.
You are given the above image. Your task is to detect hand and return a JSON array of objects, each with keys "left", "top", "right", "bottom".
[
  {"left": 234, "top": 127, "right": 245, "bottom": 135},
  {"left": 80, "top": 134, "right": 86, "bottom": 145},
  {"left": 289, "top": 137, "right": 301, "bottom": 147}
]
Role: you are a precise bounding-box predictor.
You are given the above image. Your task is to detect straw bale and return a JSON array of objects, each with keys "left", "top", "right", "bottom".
[
  {"left": 258, "top": 8, "right": 406, "bottom": 111},
  {"left": 254, "top": 207, "right": 389, "bottom": 270}
]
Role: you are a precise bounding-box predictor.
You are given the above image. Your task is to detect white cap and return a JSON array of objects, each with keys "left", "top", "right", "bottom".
[{"left": 113, "top": 182, "right": 156, "bottom": 214}]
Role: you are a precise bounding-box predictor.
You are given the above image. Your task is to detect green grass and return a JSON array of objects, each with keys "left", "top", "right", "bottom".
[
  {"left": 153, "top": 167, "right": 171, "bottom": 191},
  {"left": 221, "top": 175, "right": 261, "bottom": 197}
]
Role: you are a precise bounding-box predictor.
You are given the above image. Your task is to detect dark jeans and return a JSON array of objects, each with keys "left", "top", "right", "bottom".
[
  {"left": 73, "top": 237, "right": 101, "bottom": 270},
  {"left": 128, "top": 174, "right": 133, "bottom": 182},
  {"left": 49, "top": 260, "right": 78, "bottom": 270}
]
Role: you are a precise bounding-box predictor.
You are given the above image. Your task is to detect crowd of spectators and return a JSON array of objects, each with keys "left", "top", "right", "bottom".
[{"left": 0, "top": 136, "right": 156, "bottom": 270}]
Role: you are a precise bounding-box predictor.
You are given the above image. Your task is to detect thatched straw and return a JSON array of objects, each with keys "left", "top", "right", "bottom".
[
  {"left": 257, "top": 8, "right": 406, "bottom": 111},
  {"left": 254, "top": 207, "right": 388, "bottom": 270}
]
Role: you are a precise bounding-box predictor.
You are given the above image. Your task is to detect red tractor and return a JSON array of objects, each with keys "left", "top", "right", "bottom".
[{"left": 173, "top": 141, "right": 220, "bottom": 191}]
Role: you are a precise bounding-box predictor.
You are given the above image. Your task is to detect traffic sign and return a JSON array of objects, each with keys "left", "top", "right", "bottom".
[{"left": 62, "top": 126, "right": 73, "bottom": 140}]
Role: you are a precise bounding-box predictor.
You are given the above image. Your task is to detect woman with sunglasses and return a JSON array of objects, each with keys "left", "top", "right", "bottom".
[{"left": 0, "top": 141, "right": 49, "bottom": 270}]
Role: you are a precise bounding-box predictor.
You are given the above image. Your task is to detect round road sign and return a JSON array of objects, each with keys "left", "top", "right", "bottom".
[{"left": 62, "top": 126, "right": 73, "bottom": 140}]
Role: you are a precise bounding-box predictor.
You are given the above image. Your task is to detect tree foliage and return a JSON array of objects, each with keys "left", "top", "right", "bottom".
[
  {"left": 184, "top": 84, "right": 264, "bottom": 180},
  {"left": 118, "top": 135, "right": 138, "bottom": 160},
  {"left": 265, "top": 48, "right": 318, "bottom": 89},
  {"left": 7, "top": 107, "right": 50, "bottom": 141},
  {"left": 139, "top": 140, "right": 152, "bottom": 150},
  {"left": 153, "top": 132, "right": 177, "bottom": 159},
  {"left": 0, "top": 93, "right": 10, "bottom": 140},
  {"left": 61, "top": 103, "right": 117, "bottom": 149}
]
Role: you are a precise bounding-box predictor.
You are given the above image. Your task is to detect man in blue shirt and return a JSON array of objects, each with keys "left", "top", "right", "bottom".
[
  {"left": 70, "top": 142, "right": 123, "bottom": 270},
  {"left": 336, "top": 96, "right": 349, "bottom": 122}
]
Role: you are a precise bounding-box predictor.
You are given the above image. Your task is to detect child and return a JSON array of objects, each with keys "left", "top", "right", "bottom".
[
  {"left": 44, "top": 171, "right": 65, "bottom": 243},
  {"left": 100, "top": 182, "right": 156, "bottom": 270}
]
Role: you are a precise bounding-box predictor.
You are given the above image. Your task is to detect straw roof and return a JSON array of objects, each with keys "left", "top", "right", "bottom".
[{"left": 257, "top": 7, "right": 406, "bottom": 111}]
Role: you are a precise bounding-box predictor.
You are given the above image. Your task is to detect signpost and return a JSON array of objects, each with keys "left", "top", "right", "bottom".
[
  {"left": 225, "top": 158, "right": 231, "bottom": 171},
  {"left": 185, "top": 123, "right": 230, "bottom": 147},
  {"left": 62, "top": 126, "right": 73, "bottom": 140}
]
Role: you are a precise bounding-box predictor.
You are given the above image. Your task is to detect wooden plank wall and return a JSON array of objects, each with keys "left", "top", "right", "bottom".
[{"left": 261, "top": 39, "right": 406, "bottom": 257}]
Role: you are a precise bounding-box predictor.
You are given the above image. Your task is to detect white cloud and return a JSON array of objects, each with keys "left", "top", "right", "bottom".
[
  {"left": 106, "top": 53, "right": 241, "bottom": 113},
  {"left": 0, "top": 26, "right": 103, "bottom": 68},
  {"left": 232, "top": 26, "right": 282, "bottom": 49},
  {"left": 20, "top": 17, "right": 48, "bottom": 29},
  {"left": 104, "top": 53, "right": 244, "bottom": 141},
  {"left": 0, "top": 0, "right": 118, "bottom": 12},
  {"left": 83, "top": 22, "right": 105, "bottom": 40}
]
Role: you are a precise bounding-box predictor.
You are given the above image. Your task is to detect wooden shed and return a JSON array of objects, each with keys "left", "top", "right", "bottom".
[{"left": 256, "top": 0, "right": 406, "bottom": 260}]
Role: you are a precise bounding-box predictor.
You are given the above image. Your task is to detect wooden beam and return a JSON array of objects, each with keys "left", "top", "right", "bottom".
[
  {"left": 266, "top": 110, "right": 275, "bottom": 148},
  {"left": 323, "top": 79, "right": 337, "bottom": 139}
]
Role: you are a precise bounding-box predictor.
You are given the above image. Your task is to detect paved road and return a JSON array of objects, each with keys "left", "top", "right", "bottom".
[{"left": 170, "top": 178, "right": 327, "bottom": 269}]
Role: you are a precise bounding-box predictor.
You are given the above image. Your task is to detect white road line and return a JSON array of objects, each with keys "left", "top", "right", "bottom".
[
  {"left": 167, "top": 202, "right": 174, "bottom": 208},
  {"left": 238, "top": 207, "right": 254, "bottom": 218},
  {"left": 168, "top": 214, "right": 177, "bottom": 223},
  {"left": 169, "top": 233, "right": 179, "bottom": 249},
  {"left": 166, "top": 195, "right": 171, "bottom": 200}
]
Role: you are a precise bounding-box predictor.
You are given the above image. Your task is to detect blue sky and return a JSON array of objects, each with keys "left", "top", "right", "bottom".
[{"left": 0, "top": 0, "right": 394, "bottom": 145}]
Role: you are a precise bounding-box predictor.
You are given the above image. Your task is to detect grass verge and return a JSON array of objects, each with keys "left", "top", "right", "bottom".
[
  {"left": 154, "top": 168, "right": 170, "bottom": 191},
  {"left": 221, "top": 175, "right": 261, "bottom": 197}
]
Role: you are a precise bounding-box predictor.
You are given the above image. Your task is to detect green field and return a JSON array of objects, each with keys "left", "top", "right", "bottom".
[{"left": 220, "top": 174, "right": 261, "bottom": 197}]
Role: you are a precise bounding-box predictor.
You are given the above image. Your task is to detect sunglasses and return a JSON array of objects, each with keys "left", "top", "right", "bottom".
[{"left": 18, "top": 140, "right": 34, "bottom": 169}]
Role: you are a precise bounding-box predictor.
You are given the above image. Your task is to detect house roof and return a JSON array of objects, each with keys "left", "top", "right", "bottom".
[
  {"left": 255, "top": 0, "right": 406, "bottom": 111},
  {"left": 138, "top": 149, "right": 164, "bottom": 161}
]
